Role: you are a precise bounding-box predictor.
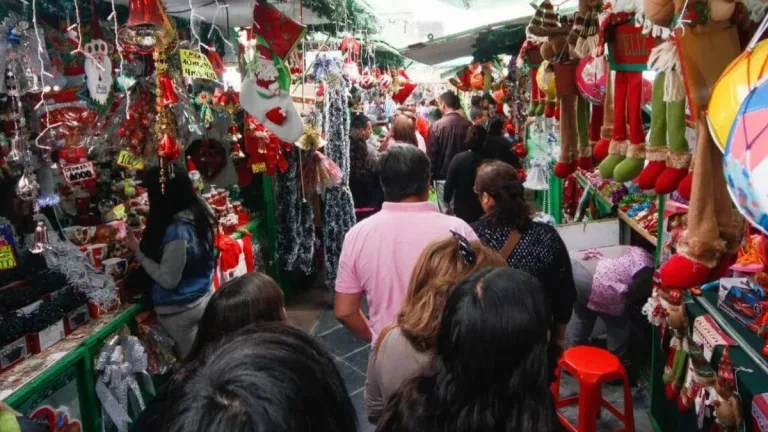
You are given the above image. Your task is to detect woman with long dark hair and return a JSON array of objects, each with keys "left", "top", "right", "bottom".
[
  {"left": 349, "top": 114, "right": 383, "bottom": 212},
  {"left": 471, "top": 161, "right": 575, "bottom": 365},
  {"left": 377, "top": 268, "right": 556, "bottom": 432},
  {"left": 185, "top": 272, "right": 285, "bottom": 362},
  {"left": 124, "top": 165, "right": 215, "bottom": 358}
]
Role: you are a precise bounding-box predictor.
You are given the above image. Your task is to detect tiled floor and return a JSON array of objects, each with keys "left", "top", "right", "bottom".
[{"left": 309, "top": 307, "right": 654, "bottom": 432}]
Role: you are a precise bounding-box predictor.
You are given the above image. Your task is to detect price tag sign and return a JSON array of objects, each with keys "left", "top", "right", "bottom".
[
  {"left": 61, "top": 162, "right": 97, "bottom": 184},
  {"left": 179, "top": 49, "right": 218, "bottom": 80},
  {"left": 0, "top": 243, "right": 17, "bottom": 270},
  {"left": 117, "top": 150, "right": 145, "bottom": 170},
  {"left": 112, "top": 204, "right": 126, "bottom": 220},
  {"left": 252, "top": 162, "right": 267, "bottom": 174}
]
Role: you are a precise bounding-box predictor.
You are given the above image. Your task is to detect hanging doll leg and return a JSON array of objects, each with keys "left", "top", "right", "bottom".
[
  {"left": 678, "top": 160, "right": 694, "bottom": 201},
  {"left": 655, "top": 96, "right": 691, "bottom": 193},
  {"left": 594, "top": 68, "right": 613, "bottom": 161},
  {"left": 577, "top": 97, "right": 594, "bottom": 170},
  {"left": 660, "top": 25, "right": 744, "bottom": 289},
  {"left": 529, "top": 68, "right": 541, "bottom": 117},
  {"left": 554, "top": 61, "right": 579, "bottom": 178},
  {"left": 635, "top": 72, "right": 669, "bottom": 190},
  {"left": 599, "top": 71, "right": 628, "bottom": 179},
  {"left": 589, "top": 103, "right": 603, "bottom": 160},
  {"left": 613, "top": 71, "right": 646, "bottom": 181}
]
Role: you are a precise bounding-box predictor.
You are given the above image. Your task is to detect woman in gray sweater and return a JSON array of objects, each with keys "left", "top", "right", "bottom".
[{"left": 365, "top": 233, "right": 506, "bottom": 423}]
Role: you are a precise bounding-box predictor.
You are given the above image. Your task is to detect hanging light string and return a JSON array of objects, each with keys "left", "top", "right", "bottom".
[
  {"left": 31, "top": 0, "right": 51, "bottom": 124},
  {"left": 206, "top": 0, "right": 233, "bottom": 49},
  {"left": 189, "top": 0, "right": 210, "bottom": 50},
  {"left": 68, "top": 0, "right": 105, "bottom": 71},
  {"left": 108, "top": 0, "right": 129, "bottom": 118}
]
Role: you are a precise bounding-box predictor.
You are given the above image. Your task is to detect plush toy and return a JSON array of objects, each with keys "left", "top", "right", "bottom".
[
  {"left": 528, "top": 2, "right": 579, "bottom": 178},
  {"left": 518, "top": 0, "right": 557, "bottom": 117},
  {"left": 596, "top": 1, "right": 655, "bottom": 181},
  {"left": 712, "top": 347, "right": 743, "bottom": 431},
  {"left": 677, "top": 340, "right": 716, "bottom": 413},
  {"left": 655, "top": 0, "right": 748, "bottom": 289}
]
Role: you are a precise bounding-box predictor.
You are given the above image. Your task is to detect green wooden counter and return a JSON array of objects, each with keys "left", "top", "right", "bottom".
[
  {"left": 1, "top": 304, "right": 143, "bottom": 431},
  {"left": 649, "top": 291, "right": 768, "bottom": 431}
]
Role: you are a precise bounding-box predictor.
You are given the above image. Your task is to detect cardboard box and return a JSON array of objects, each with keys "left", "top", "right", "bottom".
[
  {"left": 63, "top": 304, "right": 91, "bottom": 336},
  {"left": 0, "top": 337, "right": 30, "bottom": 373},
  {"left": 27, "top": 320, "right": 65, "bottom": 354}
]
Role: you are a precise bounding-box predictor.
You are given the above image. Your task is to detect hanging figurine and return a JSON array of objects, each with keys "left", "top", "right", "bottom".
[{"left": 712, "top": 347, "right": 743, "bottom": 431}]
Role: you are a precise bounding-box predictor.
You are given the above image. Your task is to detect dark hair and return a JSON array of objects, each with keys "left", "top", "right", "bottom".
[
  {"left": 488, "top": 117, "right": 504, "bottom": 136},
  {"left": 439, "top": 91, "right": 461, "bottom": 110},
  {"left": 465, "top": 125, "right": 487, "bottom": 152},
  {"left": 377, "top": 268, "right": 556, "bottom": 432},
  {"left": 474, "top": 161, "right": 531, "bottom": 229},
  {"left": 351, "top": 114, "right": 371, "bottom": 131},
  {"left": 146, "top": 323, "right": 359, "bottom": 432},
  {"left": 350, "top": 130, "right": 378, "bottom": 183},
  {"left": 140, "top": 165, "right": 214, "bottom": 262},
  {"left": 377, "top": 144, "right": 430, "bottom": 202},
  {"left": 391, "top": 114, "right": 418, "bottom": 145},
  {"left": 469, "top": 107, "right": 486, "bottom": 123},
  {"left": 186, "top": 273, "right": 285, "bottom": 362},
  {"left": 470, "top": 95, "right": 482, "bottom": 108}
]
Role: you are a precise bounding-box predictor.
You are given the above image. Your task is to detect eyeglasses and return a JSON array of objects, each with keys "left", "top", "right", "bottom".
[{"left": 451, "top": 230, "right": 477, "bottom": 265}]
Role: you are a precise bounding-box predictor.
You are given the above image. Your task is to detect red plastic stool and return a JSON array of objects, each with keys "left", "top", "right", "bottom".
[{"left": 552, "top": 346, "right": 635, "bottom": 432}]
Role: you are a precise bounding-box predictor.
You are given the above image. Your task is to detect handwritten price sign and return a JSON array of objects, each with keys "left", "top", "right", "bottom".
[
  {"left": 179, "top": 49, "right": 218, "bottom": 81},
  {"left": 0, "top": 244, "right": 17, "bottom": 270},
  {"left": 117, "top": 150, "right": 145, "bottom": 170},
  {"left": 61, "top": 162, "right": 97, "bottom": 184}
]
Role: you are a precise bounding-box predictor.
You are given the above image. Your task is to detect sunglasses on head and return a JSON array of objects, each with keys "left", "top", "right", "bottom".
[{"left": 450, "top": 231, "right": 477, "bottom": 265}]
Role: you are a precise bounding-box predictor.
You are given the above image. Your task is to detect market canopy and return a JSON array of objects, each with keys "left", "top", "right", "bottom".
[{"left": 400, "top": 17, "right": 530, "bottom": 65}]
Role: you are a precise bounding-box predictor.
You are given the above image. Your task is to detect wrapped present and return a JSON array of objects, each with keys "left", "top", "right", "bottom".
[
  {"left": 252, "top": 2, "right": 306, "bottom": 60},
  {"left": 692, "top": 314, "right": 737, "bottom": 361}
]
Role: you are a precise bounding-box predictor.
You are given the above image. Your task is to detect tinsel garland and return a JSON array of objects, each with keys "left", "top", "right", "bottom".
[
  {"left": 24, "top": 215, "right": 119, "bottom": 312},
  {"left": 275, "top": 148, "right": 315, "bottom": 274},
  {"left": 321, "top": 58, "right": 356, "bottom": 289}
]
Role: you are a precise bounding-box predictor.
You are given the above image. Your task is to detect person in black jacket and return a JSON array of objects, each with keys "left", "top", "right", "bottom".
[
  {"left": 349, "top": 114, "right": 383, "bottom": 215},
  {"left": 482, "top": 117, "right": 521, "bottom": 168},
  {"left": 442, "top": 125, "right": 486, "bottom": 223}
]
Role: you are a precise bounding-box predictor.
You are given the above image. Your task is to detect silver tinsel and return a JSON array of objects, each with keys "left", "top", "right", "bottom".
[
  {"left": 95, "top": 335, "right": 149, "bottom": 432},
  {"left": 322, "top": 63, "right": 356, "bottom": 288},
  {"left": 275, "top": 148, "right": 315, "bottom": 274},
  {"left": 24, "top": 215, "right": 119, "bottom": 310}
]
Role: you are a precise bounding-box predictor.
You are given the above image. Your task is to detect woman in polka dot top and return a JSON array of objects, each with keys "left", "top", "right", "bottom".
[{"left": 471, "top": 161, "right": 576, "bottom": 356}]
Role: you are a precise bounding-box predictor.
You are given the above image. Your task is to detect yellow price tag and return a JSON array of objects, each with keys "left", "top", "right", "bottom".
[
  {"left": 0, "top": 244, "right": 17, "bottom": 270},
  {"left": 252, "top": 163, "right": 267, "bottom": 174},
  {"left": 179, "top": 49, "right": 219, "bottom": 81},
  {"left": 117, "top": 151, "right": 145, "bottom": 170},
  {"left": 113, "top": 204, "right": 126, "bottom": 220}
]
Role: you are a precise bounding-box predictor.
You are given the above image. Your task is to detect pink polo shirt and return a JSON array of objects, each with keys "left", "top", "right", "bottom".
[{"left": 335, "top": 201, "right": 477, "bottom": 342}]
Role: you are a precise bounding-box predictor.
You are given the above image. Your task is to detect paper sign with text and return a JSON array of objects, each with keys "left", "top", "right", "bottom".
[
  {"left": 61, "top": 162, "right": 97, "bottom": 184},
  {"left": 117, "top": 150, "right": 145, "bottom": 170},
  {"left": 252, "top": 163, "right": 267, "bottom": 174},
  {"left": 0, "top": 243, "right": 17, "bottom": 270},
  {"left": 179, "top": 49, "right": 218, "bottom": 80}
]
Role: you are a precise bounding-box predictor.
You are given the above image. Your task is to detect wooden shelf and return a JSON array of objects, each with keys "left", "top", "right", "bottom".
[{"left": 574, "top": 172, "right": 657, "bottom": 245}]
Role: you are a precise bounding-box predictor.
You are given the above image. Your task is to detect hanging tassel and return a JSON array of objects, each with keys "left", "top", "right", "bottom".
[{"left": 30, "top": 220, "right": 50, "bottom": 254}]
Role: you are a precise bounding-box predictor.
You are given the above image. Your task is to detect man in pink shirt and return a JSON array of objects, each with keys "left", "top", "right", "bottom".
[{"left": 334, "top": 144, "right": 477, "bottom": 343}]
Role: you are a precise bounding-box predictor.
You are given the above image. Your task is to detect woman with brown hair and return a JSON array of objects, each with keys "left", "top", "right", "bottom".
[
  {"left": 381, "top": 113, "right": 426, "bottom": 153},
  {"left": 364, "top": 233, "right": 505, "bottom": 423},
  {"left": 471, "top": 161, "right": 575, "bottom": 369}
]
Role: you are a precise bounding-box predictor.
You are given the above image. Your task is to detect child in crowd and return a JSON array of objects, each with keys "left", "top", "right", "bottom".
[
  {"left": 365, "top": 233, "right": 505, "bottom": 423},
  {"left": 185, "top": 272, "right": 285, "bottom": 362}
]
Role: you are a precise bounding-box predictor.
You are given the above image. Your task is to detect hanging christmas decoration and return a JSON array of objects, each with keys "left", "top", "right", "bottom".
[
  {"left": 244, "top": 116, "right": 293, "bottom": 175},
  {"left": 194, "top": 91, "right": 215, "bottom": 127},
  {"left": 83, "top": 39, "right": 114, "bottom": 111}
]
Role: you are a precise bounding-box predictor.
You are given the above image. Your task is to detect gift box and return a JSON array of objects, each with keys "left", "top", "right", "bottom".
[
  {"left": 0, "top": 337, "right": 31, "bottom": 373},
  {"left": 753, "top": 393, "right": 768, "bottom": 431},
  {"left": 27, "top": 320, "right": 65, "bottom": 354},
  {"left": 692, "top": 314, "right": 737, "bottom": 361},
  {"left": 63, "top": 304, "right": 91, "bottom": 335},
  {"left": 252, "top": 2, "right": 306, "bottom": 60}
]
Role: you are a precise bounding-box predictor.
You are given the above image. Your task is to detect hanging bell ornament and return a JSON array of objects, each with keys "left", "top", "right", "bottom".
[
  {"left": 6, "top": 136, "right": 25, "bottom": 163},
  {"left": 158, "top": 133, "right": 180, "bottom": 162},
  {"left": 119, "top": 0, "right": 170, "bottom": 53},
  {"left": 230, "top": 142, "right": 247, "bottom": 165},
  {"left": 16, "top": 171, "right": 40, "bottom": 201},
  {"left": 158, "top": 73, "right": 179, "bottom": 106},
  {"left": 225, "top": 123, "right": 243, "bottom": 142},
  {"left": 29, "top": 220, "right": 50, "bottom": 254}
]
